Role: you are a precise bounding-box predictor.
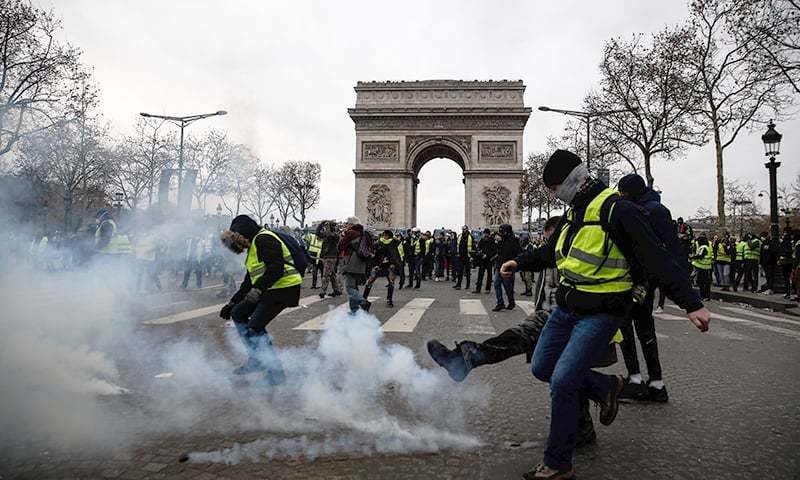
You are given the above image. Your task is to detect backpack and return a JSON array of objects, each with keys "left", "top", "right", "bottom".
[
  {"left": 270, "top": 229, "right": 311, "bottom": 275},
  {"left": 356, "top": 230, "right": 375, "bottom": 260}
]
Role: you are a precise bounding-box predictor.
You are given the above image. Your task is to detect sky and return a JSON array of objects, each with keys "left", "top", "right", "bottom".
[{"left": 48, "top": 0, "right": 800, "bottom": 229}]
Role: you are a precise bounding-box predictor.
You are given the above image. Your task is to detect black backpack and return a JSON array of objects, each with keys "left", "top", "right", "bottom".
[{"left": 270, "top": 229, "right": 311, "bottom": 275}]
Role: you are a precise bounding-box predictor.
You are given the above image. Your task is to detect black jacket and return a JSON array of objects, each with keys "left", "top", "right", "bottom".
[
  {"left": 496, "top": 235, "right": 521, "bottom": 266},
  {"left": 374, "top": 237, "right": 402, "bottom": 267},
  {"left": 515, "top": 182, "right": 703, "bottom": 315},
  {"left": 476, "top": 237, "right": 497, "bottom": 265}
]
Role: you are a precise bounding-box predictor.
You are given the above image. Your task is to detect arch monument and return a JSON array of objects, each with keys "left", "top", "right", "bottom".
[{"left": 349, "top": 80, "right": 531, "bottom": 229}]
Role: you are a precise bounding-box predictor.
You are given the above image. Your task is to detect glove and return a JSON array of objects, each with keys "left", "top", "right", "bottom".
[
  {"left": 245, "top": 288, "right": 262, "bottom": 304},
  {"left": 220, "top": 302, "right": 234, "bottom": 320}
]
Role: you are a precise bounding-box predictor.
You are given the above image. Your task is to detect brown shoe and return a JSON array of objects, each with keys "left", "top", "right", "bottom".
[
  {"left": 522, "top": 462, "right": 574, "bottom": 480},
  {"left": 599, "top": 374, "right": 625, "bottom": 426}
]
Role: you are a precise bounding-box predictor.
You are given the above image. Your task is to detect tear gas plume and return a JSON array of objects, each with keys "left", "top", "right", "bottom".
[{"left": 0, "top": 230, "right": 487, "bottom": 462}]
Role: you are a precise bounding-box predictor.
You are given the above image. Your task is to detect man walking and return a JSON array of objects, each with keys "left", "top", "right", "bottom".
[
  {"left": 492, "top": 224, "right": 520, "bottom": 312},
  {"left": 473, "top": 228, "right": 496, "bottom": 293},
  {"left": 316, "top": 220, "right": 342, "bottom": 298},
  {"left": 453, "top": 225, "right": 473, "bottom": 290},
  {"left": 338, "top": 216, "right": 371, "bottom": 313}
]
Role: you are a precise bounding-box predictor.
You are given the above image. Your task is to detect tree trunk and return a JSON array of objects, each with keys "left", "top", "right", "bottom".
[
  {"left": 644, "top": 152, "right": 654, "bottom": 187},
  {"left": 714, "top": 128, "right": 726, "bottom": 228}
]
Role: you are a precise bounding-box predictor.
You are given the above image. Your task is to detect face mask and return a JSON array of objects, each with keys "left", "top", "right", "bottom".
[{"left": 554, "top": 163, "right": 590, "bottom": 204}]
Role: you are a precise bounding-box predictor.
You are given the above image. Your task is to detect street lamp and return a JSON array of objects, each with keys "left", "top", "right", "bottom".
[
  {"left": 139, "top": 110, "right": 227, "bottom": 192},
  {"left": 113, "top": 192, "right": 125, "bottom": 212},
  {"left": 216, "top": 203, "right": 223, "bottom": 216},
  {"left": 761, "top": 121, "right": 783, "bottom": 240},
  {"left": 269, "top": 214, "right": 275, "bottom": 228},
  {"left": 538, "top": 105, "right": 637, "bottom": 172}
]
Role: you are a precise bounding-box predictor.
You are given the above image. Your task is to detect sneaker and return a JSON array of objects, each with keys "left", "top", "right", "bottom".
[
  {"left": 599, "top": 375, "right": 624, "bottom": 426},
  {"left": 232, "top": 357, "right": 266, "bottom": 375},
  {"left": 646, "top": 383, "right": 669, "bottom": 403},
  {"left": 506, "top": 302, "right": 515, "bottom": 311},
  {"left": 618, "top": 378, "right": 648, "bottom": 402},
  {"left": 654, "top": 306, "right": 664, "bottom": 314},
  {"left": 426, "top": 340, "right": 469, "bottom": 382},
  {"left": 491, "top": 304, "right": 505, "bottom": 312},
  {"left": 361, "top": 300, "right": 372, "bottom": 312},
  {"left": 522, "top": 462, "right": 574, "bottom": 480}
]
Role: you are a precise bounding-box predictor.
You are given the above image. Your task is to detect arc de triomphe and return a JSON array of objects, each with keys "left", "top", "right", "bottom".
[{"left": 349, "top": 80, "right": 531, "bottom": 229}]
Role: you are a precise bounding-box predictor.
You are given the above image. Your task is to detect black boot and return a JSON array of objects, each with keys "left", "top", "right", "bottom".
[{"left": 427, "top": 340, "right": 471, "bottom": 382}]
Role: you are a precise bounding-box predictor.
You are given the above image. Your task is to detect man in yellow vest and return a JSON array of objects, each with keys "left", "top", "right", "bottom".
[
  {"left": 94, "top": 209, "right": 132, "bottom": 256},
  {"left": 218, "top": 215, "right": 301, "bottom": 384},
  {"left": 690, "top": 235, "right": 714, "bottom": 300},
  {"left": 732, "top": 236, "right": 748, "bottom": 292},
  {"left": 500, "top": 150, "right": 710, "bottom": 480},
  {"left": 304, "top": 231, "right": 323, "bottom": 289}
]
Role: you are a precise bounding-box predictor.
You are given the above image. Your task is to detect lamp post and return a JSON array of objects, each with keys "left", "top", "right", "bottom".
[
  {"left": 761, "top": 121, "right": 783, "bottom": 240},
  {"left": 269, "top": 214, "right": 275, "bottom": 228},
  {"left": 537, "top": 105, "right": 637, "bottom": 172},
  {"left": 113, "top": 192, "right": 124, "bottom": 213},
  {"left": 139, "top": 110, "right": 227, "bottom": 192}
]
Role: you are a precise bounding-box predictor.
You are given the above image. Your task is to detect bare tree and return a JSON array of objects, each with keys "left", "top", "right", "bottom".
[
  {"left": 689, "top": 0, "right": 792, "bottom": 227},
  {"left": 282, "top": 161, "right": 321, "bottom": 228},
  {"left": 106, "top": 137, "right": 149, "bottom": 209},
  {"left": 736, "top": 0, "right": 800, "bottom": 95},
  {"left": 0, "top": 0, "right": 82, "bottom": 156},
  {"left": 269, "top": 166, "right": 294, "bottom": 227},
  {"left": 241, "top": 166, "right": 275, "bottom": 225},
  {"left": 131, "top": 117, "right": 174, "bottom": 207},
  {"left": 18, "top": 75, "right": 108, "bottom": 231},
  {"left": 587, "top": 27, "right": 706, "bottom": 187},
  {"left": 216, "top": 145, "right": 258, "bottom": 217},
  {"left": 187, "top": 129, "right": 234, "bottom": 211}
]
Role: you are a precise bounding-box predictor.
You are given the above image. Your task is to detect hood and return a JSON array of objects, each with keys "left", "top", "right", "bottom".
[
  {"left": 229, "top": 215, "right": 261, "bottom": 240},
  {"left": 638, "top": 188, "right": 661, "bottom": 204}
]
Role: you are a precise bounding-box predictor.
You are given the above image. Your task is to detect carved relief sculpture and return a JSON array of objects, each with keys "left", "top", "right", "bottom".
[
  {"left": 479, "top": 141, "right": 516, "bottom": 163},
  {"left": 362, "top": 142, "right": 399, "bottom": 162},
  {"left": 482, "top": 183, "right": 512, "bottom": 225},
  {"left": 367, "top": 184, "right": 393, "bottom": 226}
]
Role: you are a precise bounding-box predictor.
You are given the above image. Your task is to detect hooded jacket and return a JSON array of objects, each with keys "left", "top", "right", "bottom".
[
  {"left": 633, "top": 189, "right": 688, "bottom": 273},
  {"left": 515, "top": 181, "right": 703, "bottom": 315},
  {"left": 338, "top": 224, "right": 368, "bottom": 275}
]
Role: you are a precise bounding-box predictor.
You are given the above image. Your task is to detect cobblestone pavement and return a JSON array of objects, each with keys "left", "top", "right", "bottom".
[{"left": 2, "top": 274, "right": 799, "bottom": 480}]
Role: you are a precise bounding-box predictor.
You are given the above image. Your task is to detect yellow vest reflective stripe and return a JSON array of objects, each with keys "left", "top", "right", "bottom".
[
  {"left": 735, "top": 241, "right": 746, "bottom": 260},
  {"left": 95, "top": 219, "right": 132, "bottom": 254},
  {"left": 246, "top": 229, "right": 302, "bottom": 290},
  {"left": 305, "top": 233, "right": 322, "bottom": 257},
  {"left": 413, "top": 239, "right": 422, "bottom": 255},
  {"left": 691, "top": 245, "right": 713, "bottom": 270},
  {"left": 745, "top": 239, "right": 761, "bottom": 260},
  {"left": 611, "top": 329, "right": 624, "bottom": 344},
  {"left": 715, "top": 243, "right": 731, "bottom": 263},
  {"left": 555, "top": 188, "right": 632, "bottom": 294}
]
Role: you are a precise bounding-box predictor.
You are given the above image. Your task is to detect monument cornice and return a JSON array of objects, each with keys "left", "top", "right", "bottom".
[
  {"left": 355, "top": 79, "right": 525, "bottom": 91},
  {"left": 348, "top": 107, "right": 532, "bottom": 116},
  {"left": 351, "top": 114, "right": 530, "bottom": 131}
]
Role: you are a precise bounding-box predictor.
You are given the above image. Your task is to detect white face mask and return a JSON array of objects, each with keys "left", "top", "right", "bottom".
[{"left": 554, "top": 163, "right": 590, "bottom": 204}]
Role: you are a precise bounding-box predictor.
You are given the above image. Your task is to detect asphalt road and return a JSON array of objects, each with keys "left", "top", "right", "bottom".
[{"left": 2, "top": 272, "right": 799, "bottom": 479}]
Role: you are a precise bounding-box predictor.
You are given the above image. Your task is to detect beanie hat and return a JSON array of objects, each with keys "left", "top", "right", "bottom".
[
  {"left": 543, "top": 150, "right": 582, "bottom": 187},
  {"left": 617, "top": 173, "right": 647, "bottom": 197},
  {"left": 229, "top": 214, "right": 260, "bottom": 240}
]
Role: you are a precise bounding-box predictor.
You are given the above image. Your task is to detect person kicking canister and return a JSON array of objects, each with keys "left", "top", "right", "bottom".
[{"left": 427, "top": 216, "right": 620, "bottom": 449}]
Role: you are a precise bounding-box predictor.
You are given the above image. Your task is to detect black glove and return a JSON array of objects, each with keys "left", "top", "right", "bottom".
[
  {"left": 245, "top": 287, "right": 262, "bottom": 304},
  {"left": 220, "top": 302, "right": 234, "bottom": 320}
]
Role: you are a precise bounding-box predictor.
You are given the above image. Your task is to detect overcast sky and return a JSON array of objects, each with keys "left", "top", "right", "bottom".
[{"left": 50, "top": 0, "right": 799, "bottom": 229}]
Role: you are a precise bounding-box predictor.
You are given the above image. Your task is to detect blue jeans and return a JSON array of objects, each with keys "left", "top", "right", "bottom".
[
  {"left": 343, "top": 273, "right": 366, "bottom": 313},
  {"left": 531, "top": 307, "right": 621, "bottom": 470},
  {"left": 493, "top": 271, "right": 515, "bottom": 306}
]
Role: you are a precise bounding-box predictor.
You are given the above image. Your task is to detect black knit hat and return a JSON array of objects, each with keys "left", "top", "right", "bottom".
[
  {"left": 229, "top": 214, "right": 261, "bottom": 240},
  {"left": 543, "top": 150, "right": 582, "bottom": 187},
  {"left": 617, "top": 173, "right": 647, "bottom": 197}
]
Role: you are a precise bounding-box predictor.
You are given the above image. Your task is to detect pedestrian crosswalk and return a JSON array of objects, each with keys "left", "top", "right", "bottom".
[{"left": 140, "top": 288, "right": 800, "bottom": 343}]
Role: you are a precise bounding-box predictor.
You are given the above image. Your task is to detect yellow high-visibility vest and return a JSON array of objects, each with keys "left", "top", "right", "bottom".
[{"left": 246, "top": 229, "right": 302, "bottom": 290}]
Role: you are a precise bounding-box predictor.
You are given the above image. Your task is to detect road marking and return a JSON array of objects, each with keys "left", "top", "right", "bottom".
[
  {"left": 143, "top": 294, "right": 323, "bottom": 326},
  {"left": 655, "top": 313, "right": 686, "bottom": 321},
  {"left": 719, "top": 306, "right": 800, "bottom": 327},
  {"left": 656, "top": 313, "right": 749, "bottom": 340},
  {"left": 666, "top": 304, "right": 800, "bottom": 340},
  {"left": 459, "top": 299, "right": 496, "bottom": 335},
  {"left": 293, "top": 297, "right": 378, "bottom": 331},
  {"left": 143, "top": 304, "right": 224, "bottom": 325},
  {"left": 656, "top": 332, "right": 669, "bottom": 340},
  {"left": 460, "top": 299, "right": 488, "bottom": 315},
  {"left": 517, "top": 301, "right": 536, "bottom": 316},
  {"left": 382, "top": 298, "right": 435, "bottom": 332}
]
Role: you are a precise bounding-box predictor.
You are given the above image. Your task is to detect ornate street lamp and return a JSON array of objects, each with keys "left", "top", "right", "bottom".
[
  {"left": 216, "top": 203, "right": 223, "bottom": 216},
  {"left": 269, "top": 214, "right": 276, "bottom": 228},
  {"left": 761, "top": 121, "right": 783, "bottom": 240}
]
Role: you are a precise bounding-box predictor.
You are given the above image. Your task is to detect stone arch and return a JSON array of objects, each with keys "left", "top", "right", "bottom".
[{"left": 350, "top": 80, "right": 531, "bottom": 228}]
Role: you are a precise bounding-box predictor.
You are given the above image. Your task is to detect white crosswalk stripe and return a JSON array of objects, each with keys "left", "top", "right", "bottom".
[
  {"left": 143, "top": 295, "right": 323, "bottom": 326},
  {"left": 516, "top": 300, "right": 536, "bottom": 316},
  {"left": 666, "top": 304, "right": 800, "bottom": 340},
  {"left": 719, "top": 306, "right": 800, "bottom": 327},
  {"left": 459, "top": 299, "right": 496, "bottom": 335},
  {"left": 381, "top": 298, "right": 435, "bottom": 333},
  {"left": 293, "top": 297, "right": 378, "bottom": 331}
]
